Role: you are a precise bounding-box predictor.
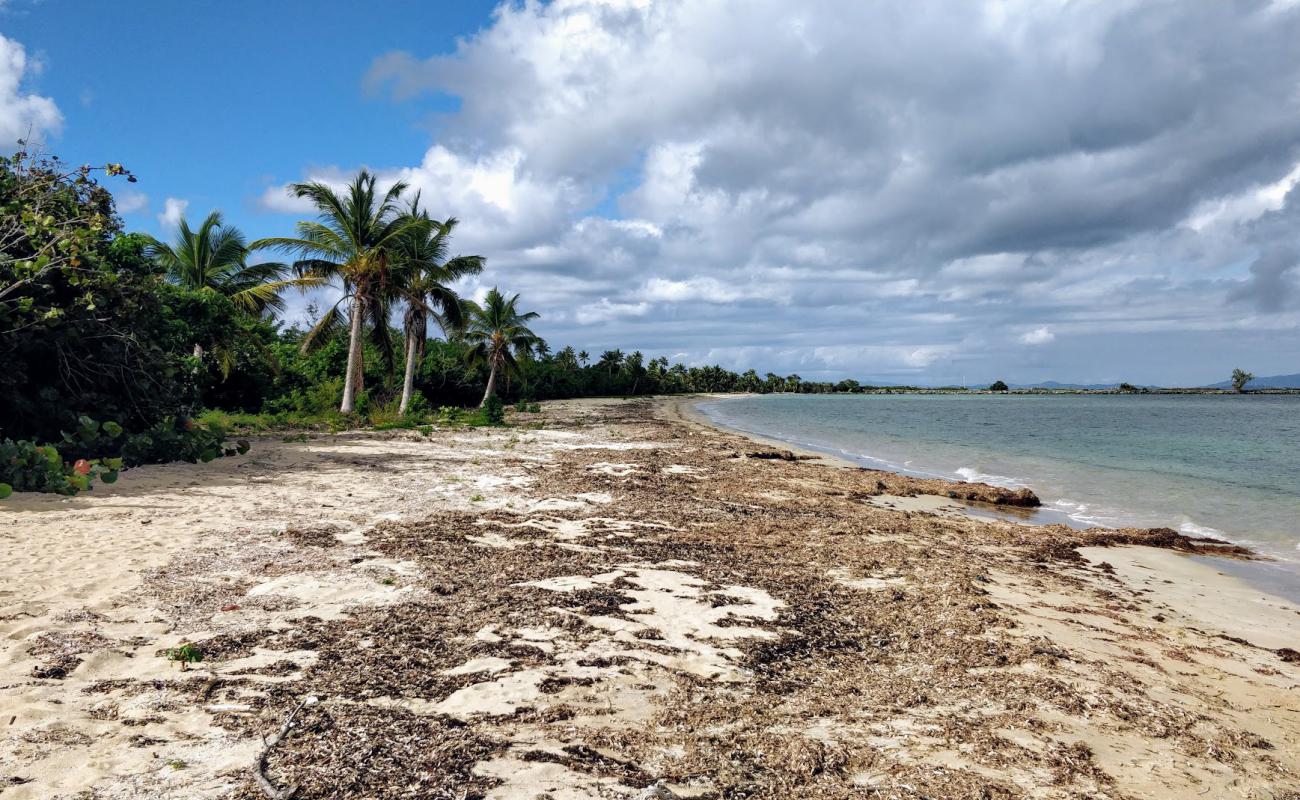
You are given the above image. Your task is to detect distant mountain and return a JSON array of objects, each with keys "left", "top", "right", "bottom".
[{"left": 1205, "top": 373, "right": 1300, "bottom": 389}]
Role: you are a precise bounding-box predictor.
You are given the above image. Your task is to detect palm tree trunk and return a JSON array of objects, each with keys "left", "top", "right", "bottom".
[
  {"left": 340, "top": 296, "right": 365, "bottom": 414},
  {"left": 480, "top": 363, "right": 498, "bottom": 407},
  {"left": 399, "top": 327, "right": 418, "bottom": 416}
]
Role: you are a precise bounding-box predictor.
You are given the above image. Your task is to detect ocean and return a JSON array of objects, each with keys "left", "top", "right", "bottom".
[{"left": 697, "top": 393, "right": 1300, "bottom": 597}]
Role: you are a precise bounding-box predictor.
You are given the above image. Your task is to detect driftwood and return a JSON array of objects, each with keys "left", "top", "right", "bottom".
[{"left": 252, "top": 696, "right": 316, "bottom": 800}]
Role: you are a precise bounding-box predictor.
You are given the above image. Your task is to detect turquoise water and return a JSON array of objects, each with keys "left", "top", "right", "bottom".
[{"left": 698, "top": 394, "right": 1300, "bottom": 586}]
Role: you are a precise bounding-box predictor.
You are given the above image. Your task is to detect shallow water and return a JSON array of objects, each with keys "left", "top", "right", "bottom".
[{"left": 698, "top": 393, "right": 1300, "bottom": 585}]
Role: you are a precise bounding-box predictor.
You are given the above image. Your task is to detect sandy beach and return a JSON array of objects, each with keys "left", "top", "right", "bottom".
[{"left": 2, "top": 396, "right": 1298, "bottom": 799}]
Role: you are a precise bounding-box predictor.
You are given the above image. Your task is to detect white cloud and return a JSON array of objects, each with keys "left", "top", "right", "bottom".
[
  {"left": 1020, "top": 326, "right": 1056, "bottom": 345},
  {"left": 114, "top": 189, "right": 148, "bottom": 214},
  {"left": 0, "top": 34, "right": 61, "bottom": 150},
  {"left": 157, "top": 197, "right": 189, "bottom": 231},
  {"left": 1182, "top": 161, "right": 1300, "bottom": 232},
  {"left": 640, "top": 276, "right": 781, "bottom": 304},
  {"left": 573, "top": 298, "right": 650, "bottom": 325}
]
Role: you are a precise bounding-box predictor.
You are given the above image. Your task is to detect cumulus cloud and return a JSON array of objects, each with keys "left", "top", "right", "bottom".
[
  {"left": 114, "top": 190, "right": 148, "bottom": 215},
  {"left": 1020, "top": 327, "right": 1056, "bottom": 346},
  {"left": 157, "top": 197, "right": 189, "bottom": 231},
  {"left": 343, "top": 0, "right": 1300, "bottom": 382},
  {"left": 0, "top": 34, "right": 61, "bottom": 150}
]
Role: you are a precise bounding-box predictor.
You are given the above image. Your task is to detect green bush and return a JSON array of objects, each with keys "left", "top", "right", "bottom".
[
  {"left": 0, "top": 415, "right": 249, "bottom": 497},
  {"left": 0, "top": 439, "right": 121, "bottom": 495},
  {"left": 483, "top": 394, "right": 505, "bottom": 425}
]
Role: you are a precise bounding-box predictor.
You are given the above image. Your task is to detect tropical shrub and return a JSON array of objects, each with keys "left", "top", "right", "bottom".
[
  {"left": 483, "top": 393, "right": 505, "bottom": 425},
  {"left": 0, "top": 415, "right": 248, "bottom": 498},
  {"left": 1, "top": 150, "right": 226, "bottom": 442},
  {"left": 0, "top": 439, "right": 121, "bottom": 495}
]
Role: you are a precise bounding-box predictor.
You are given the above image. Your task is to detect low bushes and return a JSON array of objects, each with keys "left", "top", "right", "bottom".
[{"left": 0, "top": 415, "right": 249, "bottom": 498}]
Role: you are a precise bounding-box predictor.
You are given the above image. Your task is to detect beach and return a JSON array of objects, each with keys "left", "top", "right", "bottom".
[{"left": 2, "top": 396, "right": 1298, "bottom": 799}]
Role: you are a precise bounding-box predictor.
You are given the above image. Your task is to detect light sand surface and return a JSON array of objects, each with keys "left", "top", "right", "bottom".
[{"left": 1, "top": 396, "right": 1297, "bottom": 799}]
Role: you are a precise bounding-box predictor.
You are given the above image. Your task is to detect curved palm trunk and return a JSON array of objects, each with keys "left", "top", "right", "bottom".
[
  {"left": 480, "top": 362, "right": 498, "bottom": 407},
  {"left": 340, "top": 296, "right": 365, "bottom": 414},
  {"left": 399, "top": 327, "right": 420, "bottom": 416}
]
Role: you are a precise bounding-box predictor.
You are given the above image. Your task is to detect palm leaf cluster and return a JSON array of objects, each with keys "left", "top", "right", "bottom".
[
  {"left": 146, "top": 170, "right": 539, "bottom": 413},
  {"left": 463, "top": 288, "right": 543, "bottom": 406}
]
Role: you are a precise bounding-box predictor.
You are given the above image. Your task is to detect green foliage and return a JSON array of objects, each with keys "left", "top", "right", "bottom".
[
  {"left": 121, "top": 417, "right": 249, "bottom": 465},
  {"left": 164, "top": 642, "right": 203, "bottom": 668},
  {"left": 1231, "top": 368, "right": 1254, "bottom": 392},
  {"left": 1, "top": 150, "right": 221, "bottom": 442},
  {"left": 0, "top": 415, "right": 247, "bottom": 497},
  {"left": 483, "top": 393, "right": 505, "bottom": 425},
  {"left": 989, "top": 380, "right": 1010, "bottom": 392},
  {"left": 0, "top": 436, "right": 121, "bottom": 495}
]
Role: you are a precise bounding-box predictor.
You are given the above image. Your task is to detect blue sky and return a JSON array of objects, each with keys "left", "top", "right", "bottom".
[
  {"left": 4, "top": 1, "right": 1300, "bottom": 386},
  {"left": 2, "top": 0, "right": 495, "bottom": 239}
]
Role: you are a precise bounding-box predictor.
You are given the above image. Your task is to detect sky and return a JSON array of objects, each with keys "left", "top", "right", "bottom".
[{"left": 3, "top": 0, "right": 1300, "bottom": 386}]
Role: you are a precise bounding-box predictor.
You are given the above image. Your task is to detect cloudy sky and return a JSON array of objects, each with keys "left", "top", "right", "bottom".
[{"left": 5, "top": 0, "right": 1300, "bottom": 385}]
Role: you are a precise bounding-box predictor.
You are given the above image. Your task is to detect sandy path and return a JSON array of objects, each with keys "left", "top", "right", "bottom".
[{"left": 1, "top": 397, "right": 1297, "bottom": 799}]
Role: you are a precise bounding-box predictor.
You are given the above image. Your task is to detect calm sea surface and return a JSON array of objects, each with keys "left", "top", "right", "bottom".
[{"left": 698, "top": 394, "right": 1300, "bottom": 594}]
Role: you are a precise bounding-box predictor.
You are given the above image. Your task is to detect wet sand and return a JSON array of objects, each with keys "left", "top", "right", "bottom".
[{"left": 2, "top": 396, "right": 1297, "bottom": 799}]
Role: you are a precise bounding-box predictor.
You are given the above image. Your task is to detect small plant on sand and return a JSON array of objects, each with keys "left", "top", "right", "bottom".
[
  {"left": 164, "top": 642, "right": 203, "bottom": 671},
  {"left": 469, "top": 494, "right": 484, "bottom": 503},
  {"left": 380, "top": 577, "right": 396, "bottom": 586},
  {"left": 281, "top": 432, "right": 311, "bottom": 443},
  {"left": 165, "top": 758, "right": 188, "bottom": 770}
]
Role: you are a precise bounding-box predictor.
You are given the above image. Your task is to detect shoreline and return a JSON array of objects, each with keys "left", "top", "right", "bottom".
[
  {"left": 2, "top": 396, "right": 1298, "bottom": 798},
  {"left": 681, "top": 393, "right": 1300, "bottom": 606}
]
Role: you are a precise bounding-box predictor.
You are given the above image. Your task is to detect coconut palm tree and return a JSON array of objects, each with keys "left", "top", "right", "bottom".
[
  {"left": 144, "top": 211, "right": 311, "bottom": 371},
  {"left": 252, "top": 171, "right": 425, "bottom": 413},
  {"left": 463, "top": 288, "right": 542, "bottom": 407},
  {"left": 392, "top": 209, "right": 484, "bottom": 415}
]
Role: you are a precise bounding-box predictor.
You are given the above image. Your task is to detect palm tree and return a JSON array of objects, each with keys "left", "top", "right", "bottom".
[
  {"left": 392, "top": 209, "right": 484, "bottom": 415},
  {"left": 144, "top": 211, "right": 309, "bottom": 365},
  {"left": 252, "top": 171, "right": 425, "bottom": 413},
  {"left": 463, "top": 288, "right": 542, "bottom": 407},
  {"left": 598, "top": 350, "right": 624, "bottom": 375}
]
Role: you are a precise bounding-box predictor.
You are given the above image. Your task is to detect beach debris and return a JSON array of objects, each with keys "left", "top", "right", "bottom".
[
  {"left": 251, "top": 696, "right": 317, "bottom": 800},
  {"left": 638, "top": 779, "right": 680, "bottom": 798},
  {"left": 747, "top": 449, "right": 816, "bottom": 461},
  {"left": 1278, "top": 647, "right": 1300, "bottom": 663}
]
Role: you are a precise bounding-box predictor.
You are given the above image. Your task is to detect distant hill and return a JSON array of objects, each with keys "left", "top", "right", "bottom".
[{"left": 1205, "top": 373, "right": 1300, "bottom": 389}]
